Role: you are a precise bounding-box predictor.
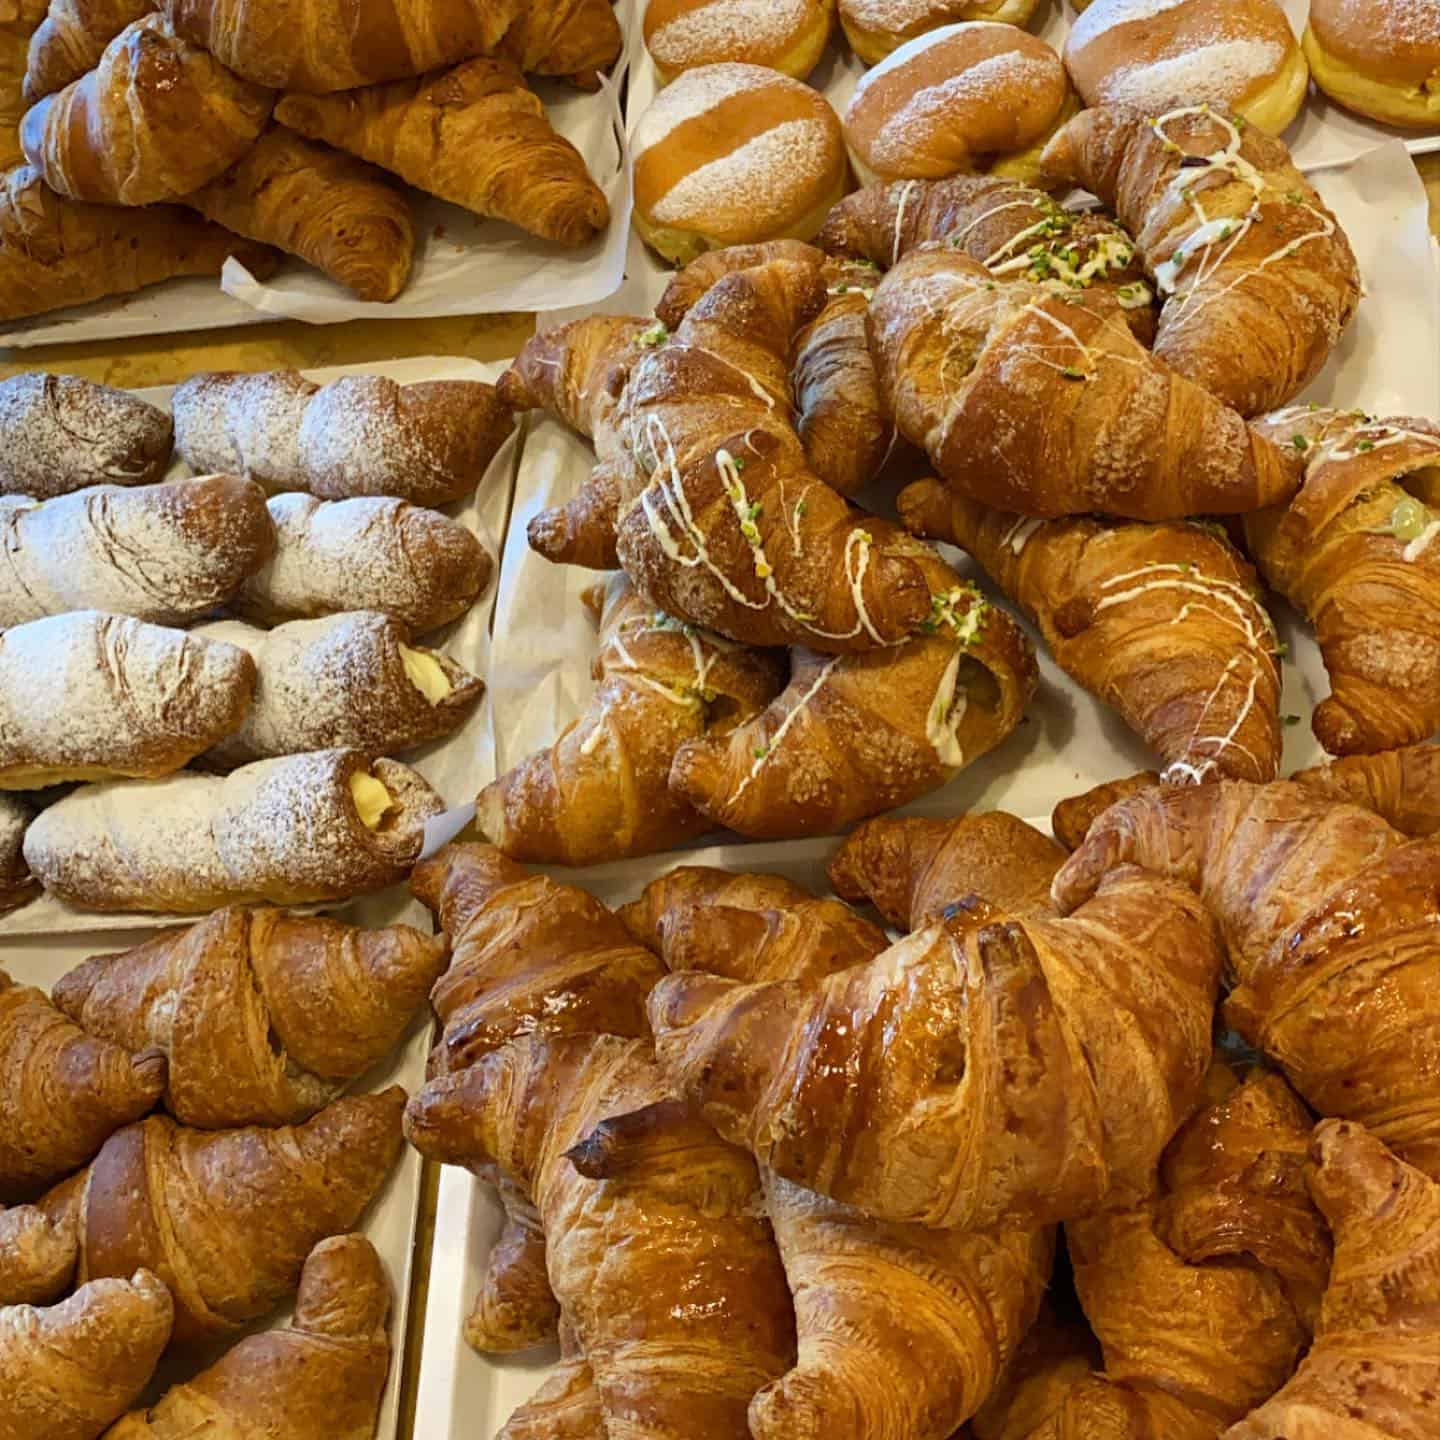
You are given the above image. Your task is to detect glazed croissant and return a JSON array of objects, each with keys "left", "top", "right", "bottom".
[
  {"left": 1041, "top": 105, "right": 1361, "bottom": 417},
  {"left": 900, "top": 481, "right": 1284, "bottom": 783},
  {"left": 648, "top": 863, "right": 1222, "bottom": 1230},
  {"left": 476, "top": 574, "right": 784, "bottom": 864},
  {"left": 496, "top": 1328, "right": 604, "bottom": 1439},
  {"left": 1223, "top": 1119, "right": 1440, "bottom": 1437},
  {"left": 405, "top": 1033, "right": 797, "bottom": 1440},
  {"left": 1246, "top": 408, "right": 1440, "bottom": 755},
  {"left": 21, "top": 13, "right": 274, "bottom": 205},
  {"left": 103, "top": 1234, "right": 391, "bottom": 1439},
  {"left": 1051, "top": 1069, "right": 1326, "bottom": 1440},
  {"left": 0, "top": 1270, "right": 173, "bottom": 1440},
  {"left": 869, "top": 245, "right": 1301, "bottom": 520},
  {"left": 669, "top": 569, "right": 1037, "bottom": 839},
  {"left": 275, "top": 58, "right": 609, "bottom": 248},
  {"left": 0, "top": 1202, "right": 75, "bottom": 1305},
  {"left": 23, "top": 0, "right": 152, "bottom": 101},
  {"left": 1, "top": 971, "right": 164, "bottom": 1201},
  {"left": 1291, "top": 742, "right": 1440, "bottom": 836},
  {"left": 609, "top": 256, "right": 935, "bottom": 650},
  {"left": 52, "top": 907, "right": 447, "bottom": 1128},
  {"left": 620, "top": 865, "right": 889, "bottom": 983},
  {"left": 829, "top": 810, "right": 1067, "bottom": 929},
  {"left": 42, "top": 1086, "right": 405, "bottom": 1345},
  {"left": 1054, "top": 780, "right": 1440, "bottom": 1180}
]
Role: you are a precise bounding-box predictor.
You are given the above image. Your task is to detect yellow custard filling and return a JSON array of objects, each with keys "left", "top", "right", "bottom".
[
  {"left": 350, "top": 773, "right": 394, "bottom": 830},
  {"left": 400, "top": 644, "right": 454, "bottom": 704}
]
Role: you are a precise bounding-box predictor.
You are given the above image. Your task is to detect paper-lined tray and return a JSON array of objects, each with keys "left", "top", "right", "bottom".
[
  {"left": 0, "top": 355, "right": 517, "bottom": 936},
  {"left": 0, "top": 0, "right": 641, "bottom": 348}
]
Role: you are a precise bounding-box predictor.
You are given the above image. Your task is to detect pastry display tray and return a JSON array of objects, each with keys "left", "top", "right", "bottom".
[{"left": 0, "top": 355, "right": 517, "bottom": 936}]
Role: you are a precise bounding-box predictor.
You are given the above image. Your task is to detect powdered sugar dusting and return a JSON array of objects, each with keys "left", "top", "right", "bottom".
[
  {"left": 1069, "top": 0, "right": 1193, "bottom": 49},
  {"left": 1320, "top": 0, "right": 1440, "bottom": 50},
  {"left": 841, "top": 0, "right": 990, "bottom": 31},
  {"left": 173, "top": 372, "right": 313, "bottom": 491},
  {"left": 653, "top": 118, "right": 836, "bottom": 226},
  {"left": 649, "top": 0, "right": 820, "bottom": 67},
  {"left": 635, "top": 61, "right": 782, "bottom": 155},
  {"left": 850, "top": 19, "right": 1015, "bottom": 93},
  {"left": 1101, "top": 40, "right": 1286, "bottom": 110}
]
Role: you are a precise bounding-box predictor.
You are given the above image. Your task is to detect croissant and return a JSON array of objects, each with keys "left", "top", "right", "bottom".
[
  {"left": 52, "top": 907, "right": 446, "bottom": 1128},
  {"left": 0, "top": 165, "right": 279, "bottom": 324},
  {"left": 1047, "top": 1069, "right": 1325, "bottom": 1440},
  {"left": 1054, "top": 780, "right": 1440, "bottom": 1180},
  {"left": 0, "top": 5, "right": 42, "bottom": 171},
  {"left": 476, "top": 574, "right": 784, "bottom": 864},
  {"left": 0, "top": 1270, "right": 173, "bottom": 1440},
  {"left": 496, "top": 1328, "right": 604, "bottom": 1440},
  {"left": 21, "top": 13, "right": 275, "bottom": 206},
  {"left": 1041, "top": 105, "right": 1361, "bottom": 417},
  {"left": 669, "top": 569, "right": 1037, "bottom": 838},
  {"left": 162, "top": 0, "right": 622, "bottom": 91},
  {"left": 1, "top": 970, "right": 165, "bottom": 1202},
  {"left": 1051, "top": 772, "right": 1160, "bottom": 850},
  {"left": 405, "top": 1033, "right": 797, "bottom": 1440},
  {"left": 869, "top": 244, "right": 1302, "bottom": 520},
  {"left": 0, "top": 1202, "right": 75, "bottom": 1305},
  {"left": 619, "top": 865, "right": 889, "bottom": 983},
  {"left": 1245, "top": 408, "right": 1440, "bottom": 754},
  {"left": 829, "top": 811, "right": 1067, "bottom": 929},
  {"left": 970, "top": 1308, "right": 1102, "bottom": 1440},
  {"left": 42, "top": 1086, "right": 404, "bottom": 1345},
  {"left": 1224, "top": 1119, "right": 1440, "bottom": 1437},
  {"left": 186, "top": 127, "right": 415, "bottom": 302},
  {"left": 23, "top": 0, "right": 152, "bottom": 102},
  {"left": 411, "top": 843, "right": 665, "bottom": 1352},
  {"left": 1291, "top": 743, "right": 1440, "bottom": 836},
  {"left": 900, "top": 481, "right": 1285, "bottom": 783},
  {"left": 274, "top": 58, "right": 609, "bottom": 248},
  {"left": 102, "top": 1233, "right": 391, "bottom": 1439},
  {"left": 609, "top": 255, "right": 934, "bottom": 650},
  {"left": 649, "top": 863, "right": 1222, "bottom": 1230}
]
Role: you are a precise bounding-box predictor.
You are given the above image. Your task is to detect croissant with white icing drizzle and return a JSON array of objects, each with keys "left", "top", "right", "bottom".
[
  {"left": 669, "top": 558, "right": 1037, "bottom": 839},
  {"left": 1041, "top": 105, "right": 1361, "bottom": 417},
  {"left": 899, "top": 480, "right": 1284, "bottom": 784},
  {"left": 869, "top": 245, "right": 1300, "bottom": 521},
  {"left": 475, "top": 573, "right": 784, "bottom": 865},
  {"left": 1246, "top": 407, "right": 1440, "bottom": 756}
]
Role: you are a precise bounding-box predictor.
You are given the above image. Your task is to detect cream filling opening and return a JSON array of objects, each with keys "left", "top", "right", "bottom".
[
  {"left": 350, "top": 773, "right": 394, "bottom": 830},
  {"left": 400, "top": 644, "right": 454, "bottom": 704}
]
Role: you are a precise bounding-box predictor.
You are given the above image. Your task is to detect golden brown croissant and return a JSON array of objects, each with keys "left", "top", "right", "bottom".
[
  {"left": 410, "top": 843, "right": 665, "bottom": 1353},
  {"left": 1223, "top": 1119, "right": 1440, "bottom": 1438},
  {"left": 186, "top": 127, "right": 414, "bottom": 302},
  {"left": 1, "top": 971, "right": 164, "bottom": 1202},
  {"left": 496, "top": 1335, "right": 603, "bottom": 1440},
  {"left": 1291, "top": 743, "right": 1440, "bottom": 836},
  {"left": 648, "top": 863, "right": 1222, "bottom": 1230},
  {"left": 900, "top": 481, "right": 1285, "bottom": 783},
  {"left": 163, "top": 0, "right": 622, "bottom": 91},
  {"left": 0, "top": 164, "right": 279, "bottom": 323},
  {"left": 1055, "top": 780, "right": 1440, "bottom": 1180},
  {"left": 1051, "top": 772, "right": 1160, "bottom": 850},
  {"left": 0, "top": 1270, "right": 173, "bottom": 1440},
  {"left": 829, "top": 811, "right": 1067, "bottom": 929},
  {"left": 669, "top": 569, "right": 1037, "bottom": 838},
  {"left": 43, "top": 1086, "right": 404, "bottom": 1346},
  {"left": 102, "top": 1233, "right": 391, "bottom": 1439},
  {"left": 619, "top": 865, "right": 889, "bottom": 983},
  {"left": 969, "top": 1308, "right": 1102, "bottom": 1440},
  {"left": 275, "top": 58, "right": 608, "bottom": 248},
  {"left": 476, "top": 574, "right": 784, "bottom": 864},
  {"left": 21, "top": 13, "right": 275, "bottom": 206},
  {"left": 869, "top": 244, "right": 1302, "bottom": 521},
  {"left": 1041, "top": 106, "right": 1361, "bottom": 417},
  {"left": 0, "top": 4, "right": 41, "bottom": 171},
  {"left": 610, "top": 256, "right": 934, "bottom": 650},
  {"left": 405, "top": 1033, "right": 796, "bottom": 1440},
  {"left": 23, "top": 0, "right": 152, "bottom": 102},
  {"left": 1246, "top": 408, "right": 1440, "bottom": 754},
  {"left": 51, "top": 907, "right": 447, "bottom": 1128},
  {"left": 1046, "top": 1069, "right": 1325, "bottom": 1440},
  {"left": 0, "top": 1202, "right": 75, "bottom": 1306}
]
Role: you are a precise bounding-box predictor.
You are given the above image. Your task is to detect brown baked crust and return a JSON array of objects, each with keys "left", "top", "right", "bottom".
[
  {"left": 0, "top": 795, "right": 36, "bottom": 915},
  {"left": 1307, "top": 0, "right": 1440, "bottom": 88},
  {"left": 843, "top": 21, "right": 1069, "bottom": 180},
  {"left": 643, "top": 0, "right": 836, "bottom": 79}
]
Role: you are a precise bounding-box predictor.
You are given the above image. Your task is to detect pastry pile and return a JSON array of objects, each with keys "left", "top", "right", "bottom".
[
  {"left": 0, "top": 367, "right": 512, "bottom": 917},
  {"left": 0, "top": 0, "right": 622, "bottom": 320}
]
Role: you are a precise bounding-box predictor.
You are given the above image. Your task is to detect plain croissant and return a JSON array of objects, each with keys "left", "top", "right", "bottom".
[
  {"left": 648, "top": 862, "right": 1222, "bottom": 1231},
  {"left": 1040, "top": 105, "right": 1361, "bottom": 417},
  {"left": 869, "top": 244, "right": 1302, "bottom": 521},
  {"left": 102, "top": 1234, "right": 391, "bottom": 1439},
  {"left": 1, "top": 970, "right": 164, "bottom": 1201},
  {"left": 23, "top": 0, "right": 152, "bottom": 102},
  {"left": 52, "top": 907, "right": 448, "bottom": 1127},
  {"left": 900, "top": 481, "right": 1285, "bottom": 784},
  {"left": 1290, "top": 742, "right": 1440, "bottom": 836},
  {"left": 0, "top": 1270, "right": 173, "bottom": 1440},
  {"left": 0, "top": 1202, "right": 76, "bottom": 1306}
]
